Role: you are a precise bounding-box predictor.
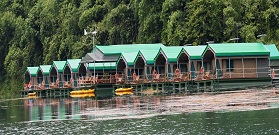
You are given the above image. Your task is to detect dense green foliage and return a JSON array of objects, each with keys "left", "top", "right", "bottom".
[{"left": 1, "top": 0, "right": 279, "bottom": 97}]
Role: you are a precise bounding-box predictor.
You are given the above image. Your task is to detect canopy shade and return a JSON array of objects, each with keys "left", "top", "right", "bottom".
[
  {"left": 116, "top": 52, "right": 139, "bottom": 67},
  {"left": 88, "top": 62, "right": 116, "bottom": 70},
  {"left": 181, "top": 45, "right": 207, "bottom": 60},
  {"left": 157, "top": 46, "right": 183, "bottom": 63},
  {"left": 82, "top": 43, "right": 164, "bottom": 64},
  {"left": 96, "top": 43, "right": 164, "bottom": 55},
  {"left": 67, "top": 59, "right": 81, "bottom": 73},
  {"left": 265, "top": 44, "right": 279, "bottom": 60},
  {"left": 80, "top": 53, "right": 120, "bottom": 63},
  {"left": 208, "top": 42, "right": 270, "bottom": 57},
  {"left": 39, "top": 65, "right": 52, "bottom": 76},
  {"left": 53, "top": 61, "right": 67, "bottom": 73},
  {"left": 135, "top": 50, "right": 161, "bottom": 65},
  {"left": 25, "top": 67, "right": 39, "bottom": 77}
]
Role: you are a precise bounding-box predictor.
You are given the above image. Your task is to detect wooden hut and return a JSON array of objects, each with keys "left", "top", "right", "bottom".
[
  {"left": 265, "top": 44, "right": 279, "bottom": 69},
  {"left": 207, "top": 42, "right": 270, "bottom": 79},
  {"left": 155, "top": 46, "right": 184, "bottom": 81},
  {"left": 66, "top": 59, "right": 82, "bottom": 88},
  {"left": 24, "top": 67, "right": 39, "bottom": 90},
  {"left": 265, "top": 44, "right": 279, "bottom": 78},
  {"left": 116, "top": 52, "right": 139, "bottom": 84},
  {"left": 179, "top": 46, "right": 207, "bottom": 80},
  {"left": 49, "top": 61, "right": 67, "bottom": 88},
  {"left": 134, "top": 50, "right": 161, "bottom": 82},
  {"left": 38, "top": 65, "right": 52, "bottom": 89}
]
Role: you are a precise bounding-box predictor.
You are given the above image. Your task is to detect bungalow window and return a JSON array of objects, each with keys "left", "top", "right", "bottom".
[{"left": 226, "top": 59, "right": 234, "bottom": 72}]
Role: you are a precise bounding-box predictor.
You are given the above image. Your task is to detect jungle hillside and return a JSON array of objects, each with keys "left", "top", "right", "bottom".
[{"left": 1, "top": 0, "right": 279, "bottom": 97}]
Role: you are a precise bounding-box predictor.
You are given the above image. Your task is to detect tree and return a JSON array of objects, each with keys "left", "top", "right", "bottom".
[
  {"left": 136, "top": 0, "right": 163, "bottom": 43},
  {"left": 186, "top": 0, "right": 224, "bottom": 45},
  {"left": 161, "top": 0, "right": 189, "bottom": 46}
]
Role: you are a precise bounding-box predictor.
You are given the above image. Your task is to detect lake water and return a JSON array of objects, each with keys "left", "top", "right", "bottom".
[{"left": 0, "top": 95, "right": 279, "bottom": 134}]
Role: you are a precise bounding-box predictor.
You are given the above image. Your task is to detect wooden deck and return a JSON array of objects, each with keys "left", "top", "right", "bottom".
[{"left": 21, "top": 77, "right": 272, "bottom": 98}]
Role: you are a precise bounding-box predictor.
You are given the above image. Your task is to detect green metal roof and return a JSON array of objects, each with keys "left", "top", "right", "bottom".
[
  {"left": 182, "top": 45, "right": 207, "bottom": 60},
  {"left": 158, "top": 46, "right": 183, "bottom": 63},
  {"left": 208, "top": 42, "right": 269, "bottom": 57},
  {"left": 67, "top": 59, "right": 81, "bottom": 73},
  {"left": 96, "top": 43, "right": 164, "bottom": 55},
  {"left": 39, "top": 65, "right": 52, "bottom": 75},
  {"left": 88, "top": 62, "right": 116, "bottom": 70},
  {"left": 53, "top": 61, "right": 67, "bottom": 73},
  {"left": 25, "top": 67, "right": 39, "bottom": 77},
  {"left": 137, "top": 50, "right": 160, "bottom": 65},
  {"left": 265, "top": 44, "right": 279, "bottom": 60},
  {"left": 116, "top": 52, "right": 139, "bottom": 66}
]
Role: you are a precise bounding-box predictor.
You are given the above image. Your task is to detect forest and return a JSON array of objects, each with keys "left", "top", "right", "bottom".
[{"left": 1, "top": 0, "right": 279, "bottom": 97}]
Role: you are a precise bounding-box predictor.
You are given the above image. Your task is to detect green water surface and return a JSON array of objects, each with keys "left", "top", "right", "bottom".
[{"left": 0, "top": 96, "right": 278, "bottom": 134}]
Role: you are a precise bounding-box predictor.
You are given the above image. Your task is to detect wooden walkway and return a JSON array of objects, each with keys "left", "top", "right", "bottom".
[{"left": 22, "top": 77, "right": 273, "bottom": 98}]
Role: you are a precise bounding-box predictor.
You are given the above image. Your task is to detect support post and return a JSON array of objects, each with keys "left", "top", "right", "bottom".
[
  {"left": 242, "top": 58, "right": 244, "bottom": 78},
  {"left": 94, "top": 61, "right": 95, "bottom": 84},
  {"left": 215, "top": 58, "right": 217, "bottom": 79},
  {"left": 229, "top": 58, "right": 231, "bottom": 78},
  {"left": 255, "top": 58, "right": 258, "bottom": 78}
]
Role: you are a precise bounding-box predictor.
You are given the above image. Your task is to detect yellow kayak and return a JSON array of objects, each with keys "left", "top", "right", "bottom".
[
  {"left": 84, "top": 89, "right": 95, "bottom": 93},
  {"left": 70, "top": 89, "right": 95, "bottom": 95},
  {"left": 115, "top": 91, "right": 133, "bottom": 96},
  {"left": 115, "top": 87, "right": 133, "bottom": 92},
  {"left": 28, "top": 95, "right": 38, "bottom": 99},
  {"left": 70, "top": 93, "right": 95, "bottom": 98},
  {"left": 28, "top": 92, "right": 36, "bottom": 96}
]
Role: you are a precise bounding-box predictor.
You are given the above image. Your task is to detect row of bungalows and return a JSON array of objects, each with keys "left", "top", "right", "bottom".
[{"left": 24, "top": 42, "right": 279, "bottom": 91}]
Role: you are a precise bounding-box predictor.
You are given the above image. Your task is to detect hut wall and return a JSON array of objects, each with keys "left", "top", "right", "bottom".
[
  {"left": 193, "top": 61, "right": 198, "bottom": 72},
  {"left": 43, "top": 76, "right": 49, "bottom": 87},
  {"left": 218, "top": 59, "right": 222, "bottom": 70},
  {"left": 180, "top": 63, "right": 188, "bottom": 73},
  {"left": 257, "top": 58, "right": 269, "bottom": 78},
  {"left": 146, "top": 66, "right": 152, "bottom": 81},
  {"left": 31, "top": 77, "right": 38, "bottom": 88},
  {"left": 221, "top": 58, "right": 257, "bottom": 78},
  {"left": 170, "top": 63, "right": 174, "bottom": 74},
  {"left": 231, "top": 59, "right": 243, "bottom": 78},
  {"left": 243, "top": 58, "right": 257, "bottom": 78},
  {"left": 197, "top": 61, "right": 202, "bottom": 72},
  {"left": 212, "top": 59, "right": 216, "bottom": 75},
  {"left": 203, "top": 61, "right": 214, "bottom": 73},
  {"left": 270, "top": 60, "right": 279, "bottom": 67},
  {"left": 221, "top": 59, "right": 240, "bottom": 78},
  {"left": 221, "top": 59, "right": 226, "bottom": 76},
  {"left": 157, "top": 65, "right": 165, "bottom": 74},
  {"left": 271, "top": 66, "right": 279, "bottom": 69},
  {"left": 165, "top": 63, "right": 168, "bottom": 76},
  {"left": 58, "top": 73, "right": 64, "bottom": 88},
  {"left": 215, "top": 59, "right": 223, "bottom": 77}
]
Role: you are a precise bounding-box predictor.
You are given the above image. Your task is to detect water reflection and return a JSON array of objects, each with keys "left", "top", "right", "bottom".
[
  {"left": 22, "top": 96, "right": 164, "bottom": 121},
  {"left": 1, "top": 96, "right": 279, "bottom": 134}
]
